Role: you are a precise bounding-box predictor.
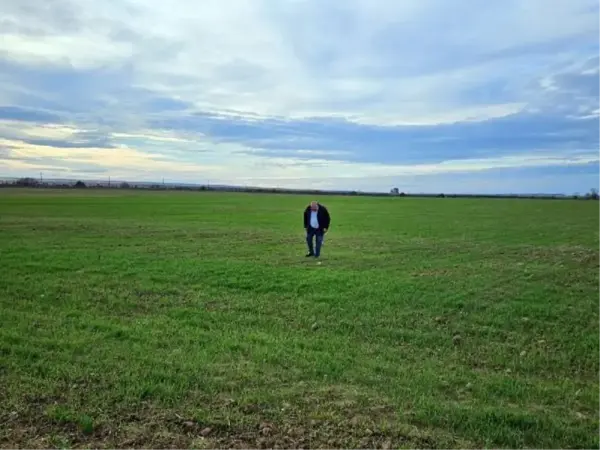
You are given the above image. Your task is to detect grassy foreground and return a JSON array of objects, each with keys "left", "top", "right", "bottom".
[{"left": 0, "top": 189, "right": 598, "bottom": 449}]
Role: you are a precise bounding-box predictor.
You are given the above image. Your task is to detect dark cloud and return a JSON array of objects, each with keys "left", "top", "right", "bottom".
[
  {"left": 0, "top": 59, "right": 195, "bottom": 130},
  {"left": 149, "top": 106, "right": 599, "bottom": 164},
  {"left": 0, "top": 115, "right": 116, "bottom": 150},
  {"left": 0, "top": 60, "right": 136, "bottom": 118},
  {"left": 540, "top": 58, "right": 600, "bottom": 117},
  {"left": 0, "top": 0, "right": 142, "bottom": 39},
  {"left": 1, "top": 0, "right": 83, "bottom": 36},
  {"left": 0, "top": 106, "right": 62, "bottom": 123},
  {"left": 555, "top": 71, "right": 599, "bottom": 98},
  {"left": 23, "top": 138, "right": 114, "bottom": 149},
  {"left": 144, "top": 97, "right": 191, "bottom": 112}
]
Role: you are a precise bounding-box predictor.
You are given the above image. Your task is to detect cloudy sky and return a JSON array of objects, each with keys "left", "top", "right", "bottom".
[{"left": 0, "top": 0, "right": 598, "bottom": 194}]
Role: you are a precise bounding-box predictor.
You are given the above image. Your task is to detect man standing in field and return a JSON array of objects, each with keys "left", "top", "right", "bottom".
[{"left": 303, "top": 201, "right": 331, "bottom": 259}]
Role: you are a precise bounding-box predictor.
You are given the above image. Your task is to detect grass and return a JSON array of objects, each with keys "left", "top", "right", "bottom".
[{"left": 0, "top": 188, "right": 598, "bottom": 449}]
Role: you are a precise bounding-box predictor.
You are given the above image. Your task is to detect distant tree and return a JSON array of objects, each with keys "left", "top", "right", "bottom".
[
  {"left": 74, "top": 180, "right": 86, "bottom": 188},
  {"left": 16, "top": 177, "right": 39, "bottom": 187},
  {"left": 399, "top": 192, "right": 406, "bottom": 197},
  {"left": 587, "top": 188, "right": 599, "bottom": 200},
  {"left": 390, "top": 187, "right": 399, "bottom": 195},
  {"left": 120, "top": 181, "right": 130, "bottom": 189}
]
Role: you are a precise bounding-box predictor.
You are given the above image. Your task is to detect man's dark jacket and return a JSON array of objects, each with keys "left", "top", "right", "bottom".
[{"left": 303, "top": 203, "right": 331, "bottom": 231}]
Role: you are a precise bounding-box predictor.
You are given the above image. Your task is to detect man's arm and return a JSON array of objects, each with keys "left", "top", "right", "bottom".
[
  {"left": 303, "top": 207, "right": 309, "bottom": 228},
  {"left": 321, "top": 205, "right": 331, "bottom": 230}
]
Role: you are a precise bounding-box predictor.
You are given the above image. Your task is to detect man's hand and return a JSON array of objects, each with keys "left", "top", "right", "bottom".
[{"left": 323, "top": 228, "right": 328, "bottom": 233}]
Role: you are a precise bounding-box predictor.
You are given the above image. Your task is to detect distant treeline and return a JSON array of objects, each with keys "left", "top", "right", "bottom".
[{"left": 1, "top": 176, "right": 598, "bottom": 200}]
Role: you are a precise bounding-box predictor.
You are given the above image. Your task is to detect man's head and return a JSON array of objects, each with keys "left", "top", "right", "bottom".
[{"left": 310, "top": 201, "right": 319, "bottom": 211}]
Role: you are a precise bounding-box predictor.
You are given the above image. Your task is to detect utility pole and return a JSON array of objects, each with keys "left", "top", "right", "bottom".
[
  {"left": 108, "top": 176, "right": 111, "bottom": 188},
  {"left": 40, "top": 172, "right": 43, "bottom": 184}
]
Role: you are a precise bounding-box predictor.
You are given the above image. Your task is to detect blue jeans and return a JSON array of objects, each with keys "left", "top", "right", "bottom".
[{"left": 306, "top": 227, "right": 324, "bottom": 257}]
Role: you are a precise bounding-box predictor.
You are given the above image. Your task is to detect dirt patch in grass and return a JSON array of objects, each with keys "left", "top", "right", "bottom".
[
  {"left": 0, "top": 400, "right": 464, "bottom": 449},
  {"left": 410, "top": 268, "right": 455, "bottom": 278},
  {"left": 519, "top": 245, "right": 599, "bottom": 265}
]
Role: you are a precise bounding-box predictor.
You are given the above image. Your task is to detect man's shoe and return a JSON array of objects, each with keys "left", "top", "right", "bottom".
[{"left": 305, "top": 253, "right": 314, "bottom": 257}]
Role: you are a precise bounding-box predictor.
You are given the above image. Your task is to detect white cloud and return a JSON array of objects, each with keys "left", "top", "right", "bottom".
[
  {"left": 0, "top": 34, "right": 133, "bottom": 69},
  {"left": 317, "top": 103, "right": 527, "bottom": 127},
  {"left": 0, "top": 0, "right": 597, "bottom": 125},
  {"left": 111, "top": 131, "right": 197, "bottom": 143},
  {"left": 576, "top": 109, "right": 600, "bottom": 120},
  {"left": 0, "top": 120, "right": 79, "bottom": 140}
]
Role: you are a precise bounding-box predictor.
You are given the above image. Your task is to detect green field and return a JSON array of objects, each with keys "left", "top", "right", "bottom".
[{"left": 1, "top": 189, "right": 598, "bottom": 449}]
